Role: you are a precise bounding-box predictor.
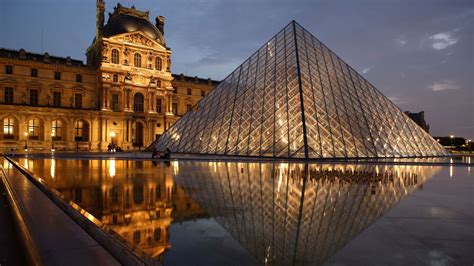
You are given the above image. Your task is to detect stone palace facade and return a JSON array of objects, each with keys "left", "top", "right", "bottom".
[{"left": 0, "top": 2, "right": 218, "bottom": 152}]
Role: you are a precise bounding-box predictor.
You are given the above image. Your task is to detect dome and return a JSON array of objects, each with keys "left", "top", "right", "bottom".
[{"left": 103, "top": 13, "right": 165, "bottom": 45}]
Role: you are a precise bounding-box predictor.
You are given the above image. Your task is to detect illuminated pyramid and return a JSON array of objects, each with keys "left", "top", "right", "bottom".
[{"left": 155, "top": 21, "right": 447, "bottom": 158}]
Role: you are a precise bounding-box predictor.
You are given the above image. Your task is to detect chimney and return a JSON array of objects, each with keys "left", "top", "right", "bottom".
[
  {"left": 156, "top": 16, "right": 165, "bottom": 35},
  {"left": 96, "top": 0, "right": 105, "bottom": 38}
]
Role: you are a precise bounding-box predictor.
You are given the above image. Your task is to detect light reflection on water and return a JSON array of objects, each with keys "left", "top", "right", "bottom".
[{"left": 16, "top": 158, "right": 442, "bottom": 265}]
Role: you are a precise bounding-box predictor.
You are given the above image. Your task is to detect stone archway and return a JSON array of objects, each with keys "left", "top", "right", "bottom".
[{"left": 132, "top": 121, "right": 144, "bottom": 148}]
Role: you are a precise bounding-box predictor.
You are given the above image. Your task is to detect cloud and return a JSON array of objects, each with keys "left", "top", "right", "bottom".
[
  {"left": 387, "top": 96, "right": 406, "bottom": 105},
  {"left": 429, "top": 31, "right": 458, "bottom": 50},
  {"left": 396, "top": 38, "right": 407, "bottom": 46},
  {"left": 362, "top": 67, "right": 372, "bottom": 74},
  {"left": 428, "top": 80, "right": 459, "bottom": 92}
]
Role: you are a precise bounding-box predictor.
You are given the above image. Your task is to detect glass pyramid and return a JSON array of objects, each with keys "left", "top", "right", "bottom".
[{"left": 155, "top": 21, "right": 448, "bottom": 158}]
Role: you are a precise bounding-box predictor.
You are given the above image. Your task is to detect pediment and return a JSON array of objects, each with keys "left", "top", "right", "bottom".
[
  {"left": 26, "top": 81, "right": 43, "bottom": 88},
  {"left": 50, "top": 82, "right": 66, "bottom": 89},
  {"left": 108, "top": 31, "right": 168, "bottom": 51},
  {"left": 0, "top": 78, "right": 18, "bottom": 85}
]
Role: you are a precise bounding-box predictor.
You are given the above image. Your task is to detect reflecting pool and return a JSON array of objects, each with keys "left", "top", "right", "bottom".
[{"left": 12, "top": 158, "right": 473, "bottom": 265}]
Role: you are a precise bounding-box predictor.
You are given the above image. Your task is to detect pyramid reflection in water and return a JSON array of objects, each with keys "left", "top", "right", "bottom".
[
  {"left": 174, "top": 162, "right": 440, "bottom": 265},
  {"left": 155, "top": 21, "right": 447, "bottom": 158}
]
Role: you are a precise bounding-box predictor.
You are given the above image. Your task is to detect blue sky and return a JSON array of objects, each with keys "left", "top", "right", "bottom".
[{"left": 1, "top": 0, "right": 473, "bottom": 139}]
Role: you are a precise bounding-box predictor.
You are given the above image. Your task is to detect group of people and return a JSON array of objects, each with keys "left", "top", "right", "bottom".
[
  {"left": 152, "top": 148, "right": 171, "bottom": 159},
  {"left": 107, "top": 143, "right": 123, "bottom": 152}
]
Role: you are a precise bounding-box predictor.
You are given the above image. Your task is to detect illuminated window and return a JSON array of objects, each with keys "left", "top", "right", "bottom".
[
  {"left": 28, "top": 118, "right": 40, "bottom": 140},
  {"left": 75, "top": 120, "right": 89, "bottom": 141},
  {"left": 4, "top": 87, "right": 13, "bottom": 104},
  {"left": 31, "top": 68, "right": 38, "bottom": 77},
  {"left": 111, "top": 49, "right": 119, "bottom": 64},
  {"left": 133, "top": 93, "right": 144, "bottom": 112},
  {"left": 30, "top": 89, "right": 38, "bottom": 106},
  {"left": 134, "top": 53, "right": 141, "bottom": 67},
  {"left": 172, "top": 102, "right": 178, "bottom": 115},
  {"left": 155, "top": 57, "right": 162, "bottom": 71},
  {"left": 156, "top": 98, "right": 162, "bottom": 113},
  {"left": 3, "top": 117, "right": 15, "bottom": 139},
  {"left": 51, "top": 120, "right": 62, "bottom": 140}
]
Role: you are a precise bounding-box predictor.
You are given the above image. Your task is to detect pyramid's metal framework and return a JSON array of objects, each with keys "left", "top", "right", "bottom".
[
  {"left": 155, "top": 21, "right": 447, "bottom": 158},
  {"left": 174, "top": 162, "right": 440, "bottom": 265}
]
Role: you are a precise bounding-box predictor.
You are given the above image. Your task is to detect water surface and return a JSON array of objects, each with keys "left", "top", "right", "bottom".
[{"left": 10, "top": 158, "right": 472, "bottom": 265}]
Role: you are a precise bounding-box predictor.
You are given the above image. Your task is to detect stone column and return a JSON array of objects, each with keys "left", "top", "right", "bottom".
[
  {"left": 163, "top": 92, "right": 169, "bottom": 114},
  {"left": 101, "top": 86, "right": 107, "bottom": 110},
  {"left": 168, "top": 93, "right": 172, "bottom": 113},
  {"left": 124, "top": 88, "right": 132, "bottom": 112}
]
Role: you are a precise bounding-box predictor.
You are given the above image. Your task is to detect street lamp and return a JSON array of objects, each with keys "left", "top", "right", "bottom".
[
  {"left": 110, "top": 131, "right": 116, "bottom": 145},
  {"left": 24, "top": 132, "right": 28, "bottom": 151},
  {"left": 450, "top": 134, "right": 454, "bottom": 147},
  {"left": 110, "top": 131, "right": 116, "bottom": 152}
]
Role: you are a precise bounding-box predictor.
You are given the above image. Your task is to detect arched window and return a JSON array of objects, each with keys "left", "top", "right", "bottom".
[
  {"left": 134, "top": 53, "right": 141, "bottom": 67},
  {"left": 51, "top": 120, "right": 62, "bottom": 141},
  {"left": 133, "top": 93, "right": 144, "bottom": 112},
  {"left": 111, "top": 49, "right": 119, "bottom": 64},
  {"left": 155, "top": 57, "right": 162, "bottom": 71},
  {"left": 28, "top": 118, "right": 40, "bottom": 140},
  {"left": 75, "top": 120, "right": 89, "bottom": 141},
  {"left": 3, "top": 117, "right": 16, "bottom": 140}
]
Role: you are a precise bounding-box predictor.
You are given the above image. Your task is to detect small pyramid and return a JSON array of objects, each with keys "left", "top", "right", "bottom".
[{"left": 155, "top": 21, "right": 447, "bottom": 158}]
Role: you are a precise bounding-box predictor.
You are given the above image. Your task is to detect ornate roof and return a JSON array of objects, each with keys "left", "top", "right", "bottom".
[{"left": 103, "top": 4, "right": 165, "bottom": 45}]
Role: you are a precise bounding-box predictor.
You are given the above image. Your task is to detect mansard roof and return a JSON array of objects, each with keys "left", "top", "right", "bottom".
[{"left": 0, "top": 48, "right": 88, "bottom": 68}]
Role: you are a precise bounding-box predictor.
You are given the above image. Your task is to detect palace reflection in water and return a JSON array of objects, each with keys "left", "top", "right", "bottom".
[
  {"left": 14, "top": 158, "right": 206, "bottom": 262},
  {"left": 14, "top": 158, "right": 440, "bottom": 265}
]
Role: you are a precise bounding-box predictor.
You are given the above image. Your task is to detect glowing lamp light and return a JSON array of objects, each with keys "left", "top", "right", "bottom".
[
  {"left": 450, "top": 135, "right": 454, "bottom": 139},
  {"left": 110, "top": 131, "right": 116, "bottom": 138}
]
